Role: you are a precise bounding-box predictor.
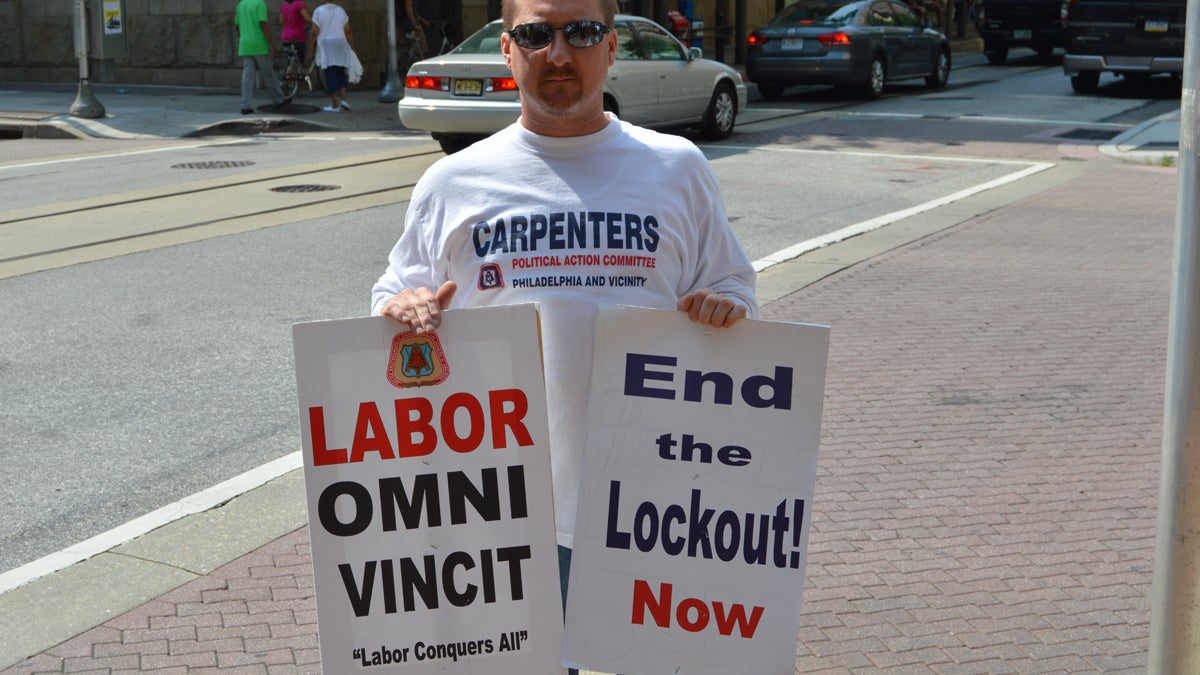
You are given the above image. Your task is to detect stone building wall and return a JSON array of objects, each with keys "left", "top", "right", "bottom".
[
  {"left": 0, "top": 0, "right": 767, "bottom": 87},
  {"left": 0, "top": 0, "right": 490, "bottom": 87}
]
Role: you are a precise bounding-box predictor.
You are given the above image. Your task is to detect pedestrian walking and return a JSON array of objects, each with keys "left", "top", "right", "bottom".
[
  {"left": 234, "top": 0, "right": 291, "bottom": 114},
  {"left": 308, "top": 0, "right": 358, "bottom": 112},
  {"left": 370, "top": 3, "right": 757, "bottom": 672},
  {"left": 280, "top": 0, "right": 311, "bottom": 64}
]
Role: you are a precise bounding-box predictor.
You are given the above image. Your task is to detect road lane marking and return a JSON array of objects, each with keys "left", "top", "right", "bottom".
[
  {"left": 752, "top": 160, "right": 1053, "bottom": 271},
  {"left": 704, "top": 145, "right": 1055, "bottom": 272},
  {"left": 0, "top": 452, "right": 301, "bottom": 595}
]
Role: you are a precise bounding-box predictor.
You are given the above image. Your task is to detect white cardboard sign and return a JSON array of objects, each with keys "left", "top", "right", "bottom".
[
  {"left": 563, "top": 306, "right": 829, "bottom": 675},
  {"left": 293, "top": 306, "right": 563, "bottom": 674}
]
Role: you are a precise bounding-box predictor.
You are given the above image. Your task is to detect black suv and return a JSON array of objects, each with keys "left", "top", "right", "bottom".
[
  {"left": 1062, "top": 0, "right": 1185, "bottom": 92},
  {"left": 975, "top": 0, "right": 1065, "bottom": 64}
]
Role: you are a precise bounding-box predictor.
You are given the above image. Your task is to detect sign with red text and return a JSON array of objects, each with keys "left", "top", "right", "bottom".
[
  {"left": 563, "top": 306, "right": 829, "bottom": 675},
  {"left": 293, "top": 306, "right": 563, "bottom": 674}
]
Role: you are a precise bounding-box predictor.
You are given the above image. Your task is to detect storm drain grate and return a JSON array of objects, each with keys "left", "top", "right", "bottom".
[
  {"left": 171, "top": 160, "right": 256, "bottom": 169},
  {"left": 1055, "top": 128, "right": 1121, "bottom": 141},
  {"left": 270, "top": 184, "right": 341, "bottom": 193}
]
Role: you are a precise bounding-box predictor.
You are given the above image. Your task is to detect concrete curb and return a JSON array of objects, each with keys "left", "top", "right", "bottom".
[{"left": 1100, "top": 109, "right": 1181, "bottom": 165}]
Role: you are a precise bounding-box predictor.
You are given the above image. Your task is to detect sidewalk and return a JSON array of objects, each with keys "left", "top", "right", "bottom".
[
  {"left": 0, "top": 78, "right": 1184, "bottom": 673},
  {"left": 0, "top": 81, "right": 410, "bottom": 140}
]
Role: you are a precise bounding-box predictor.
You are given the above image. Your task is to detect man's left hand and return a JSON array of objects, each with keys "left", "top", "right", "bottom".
[{"left": 677, "top": 289, "right": 747, "bottom": 328}]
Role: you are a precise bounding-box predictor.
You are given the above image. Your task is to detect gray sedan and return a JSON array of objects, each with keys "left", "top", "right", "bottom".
[
  {"left": 398, "top": 15, "right": 749, "bottom": 154},
  {"left": 745, "top": 0, "right": 951, "bottom": 99}
]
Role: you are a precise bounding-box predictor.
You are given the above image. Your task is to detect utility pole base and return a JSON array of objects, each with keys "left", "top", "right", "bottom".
[{"left": 70, "top": 79, "right": 106, "bottom": 119}]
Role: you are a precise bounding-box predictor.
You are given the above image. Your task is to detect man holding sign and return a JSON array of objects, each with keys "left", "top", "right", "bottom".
[{"left": 371, "top": 0, "right": 758, "bottom": 620}]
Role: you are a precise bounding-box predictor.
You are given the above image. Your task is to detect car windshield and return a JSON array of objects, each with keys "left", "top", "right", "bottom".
[
  {"left": 451, "top": 21, "right": 505, "bottom": 54},
  {"left": 770, "top": 0, "right": 860, "bottom": 26}
]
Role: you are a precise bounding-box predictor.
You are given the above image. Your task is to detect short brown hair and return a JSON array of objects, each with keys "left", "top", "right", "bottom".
[{"left": 502, "top": 0, "right": 619, "bottom": 29}]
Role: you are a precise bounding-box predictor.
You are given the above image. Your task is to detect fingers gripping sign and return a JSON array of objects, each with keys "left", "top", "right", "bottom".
[
  {"left": 379, "top": 280, "right": 458, "bottom": 333},
  {"left": 677, "top": 288, "right": 748, "bottom": 328}
]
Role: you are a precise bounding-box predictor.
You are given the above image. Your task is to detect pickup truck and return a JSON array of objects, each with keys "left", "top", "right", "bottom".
[
  {"left": 975, "top": 0, "right": 1065, "bottom": 64},
  {"left": 1062, "top": 0, "right": 1185, "bottom": 92}
]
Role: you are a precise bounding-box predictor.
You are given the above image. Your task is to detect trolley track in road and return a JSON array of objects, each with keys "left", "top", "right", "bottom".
[{"left": 0, "top": 146, "right": 443, "bottom": 280}]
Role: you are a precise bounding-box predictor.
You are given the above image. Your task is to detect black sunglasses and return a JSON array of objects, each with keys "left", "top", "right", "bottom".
[{"left": 506, "top": 20, "right": 612, "bottom": 49}]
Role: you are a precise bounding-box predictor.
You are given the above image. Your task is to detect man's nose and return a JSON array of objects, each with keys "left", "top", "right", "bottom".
[{"left": 544, "top": 30, "right": 573, "bottom": 65}]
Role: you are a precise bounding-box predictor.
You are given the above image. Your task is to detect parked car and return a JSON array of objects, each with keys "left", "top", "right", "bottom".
[
  {"left": 398, "top": 15, "right": 749, "bottom": 154},
  {"left": 745, "top": 0, "right": 951, "bottom": 100},
  {"left": 1062, "top": 0, "right": 1185, "bottom": 92},
  {"left": 975, "top": 0, "right": 1064, "bottom": 64}
]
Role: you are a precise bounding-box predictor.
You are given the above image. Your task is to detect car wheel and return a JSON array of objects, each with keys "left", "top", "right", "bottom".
[
  {"left": 925, "top": 48, "right": 951, "bottom": 88},
  {"left": 863, "top": 56, "right": 885, "bottom": 99},
  {"left": 433, "top": 134, "right": 485, "bottom": 155},
  {"left": 699, "top": 82, "right": 737, "bottom": 140},
  {"left": 1070, "top": 70, "right": 1100, "bottom": 93},
  {"left": 984, "top": 40, "right": 1008, "bottom": 65},
  {"left": 603, "top": 95, "right": 619, "bottom": 116},
  {"left": 757, "top": 84, "right": 785, "bottom": 99}
]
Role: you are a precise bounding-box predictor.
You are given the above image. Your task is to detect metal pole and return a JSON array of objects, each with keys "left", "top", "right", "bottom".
[
  {"left": 1149, "top": 0, "right": 1200, "bottom": 668},
  {"left": 379, "top": 0, "right": 404, "bottom": 102},
  {"left": 69, "top": 0, "right": 105, "bottom": 118}
]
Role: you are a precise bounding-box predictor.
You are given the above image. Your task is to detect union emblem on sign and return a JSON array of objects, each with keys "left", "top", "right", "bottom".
[{"left": 386, "top": 330, "right": 449, "bottom": 388}]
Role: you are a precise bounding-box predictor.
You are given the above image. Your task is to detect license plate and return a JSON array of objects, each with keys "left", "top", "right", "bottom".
[
  {"left": 1145, "top": 19, "right": 1169, "bottom": 32},
  {"left": 1013, "top": 29, "right": 1032, "bottom": 39},
  {"left": 781, "top": 38, "right": 804, "bottom": 50},
  {"left": 454, "top": 78, "right": 483, "bottom": 96}
]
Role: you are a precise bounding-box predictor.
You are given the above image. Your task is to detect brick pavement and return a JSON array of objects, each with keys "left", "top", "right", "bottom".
[
  {"left": 4, "top": 529, "right": 319, "bottom": 675},
  {"left": 0, "top": 147, "right": 1178, "bottom": 673},
  {"left": 766, "top": 160, "right": 1172, "bottom": 673}
]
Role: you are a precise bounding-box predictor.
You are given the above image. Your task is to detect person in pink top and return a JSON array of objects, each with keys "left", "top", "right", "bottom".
[{"left": 279, "top": 0, "right": 311, "bottom": 63}]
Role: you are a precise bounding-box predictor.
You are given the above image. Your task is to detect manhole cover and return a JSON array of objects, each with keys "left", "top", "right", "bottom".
[
  {"left": 1055, "top": 128, "right": 1121, "bottom": 141},
  {"left": 270, "top": 184, "right": 341, "bottom": 193},
  {"left": 171, "top": 160, "right": 256, "bottom": 169}
]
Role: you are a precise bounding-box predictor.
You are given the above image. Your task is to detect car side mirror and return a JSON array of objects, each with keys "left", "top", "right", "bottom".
[{"left": 688, "top": 46, "right": 702, "bottom": 60}]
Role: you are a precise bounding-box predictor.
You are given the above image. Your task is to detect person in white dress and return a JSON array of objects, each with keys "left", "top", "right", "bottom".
[{"left": 308, "top": 0, "right": 357, "bottom": 112}]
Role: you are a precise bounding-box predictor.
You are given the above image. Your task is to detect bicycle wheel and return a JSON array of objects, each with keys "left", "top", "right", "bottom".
[
  {"left": 279, "top": 61, "right": 301, "bottom": 99},
  {"left": 436, "top": 23, "right": 456, "bottom": 55},
  {"left": 397, "top": 34, "right": 424, "bottom": 78}
]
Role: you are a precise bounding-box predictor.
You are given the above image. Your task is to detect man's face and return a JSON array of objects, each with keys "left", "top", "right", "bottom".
[{"left": 501, "top": 0, "right": 617, "bottom": 135}]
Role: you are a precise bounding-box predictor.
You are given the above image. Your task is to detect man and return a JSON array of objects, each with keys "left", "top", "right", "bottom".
[
  {"left": 370, "top": 0, "right": 757, "bottom": 621},
  {"left": 398, "top": 0, "right": 432, "bottom": 57},
  {"left": 234, "top": 0, "right": 290, "bottom": 114}
]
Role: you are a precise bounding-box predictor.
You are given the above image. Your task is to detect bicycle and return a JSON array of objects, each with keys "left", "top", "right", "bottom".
[
  {"left": 396, "top": 22, "right": 457, "bottom": 78},
  {"left": 396, "top": 30, "right": 427, "bottom": 79},
  {"left": 277, "top": 44, "right": 325, "bottom": 100},
  {"left": 431, "top": 21, "right": 457, "bottom": 56}
]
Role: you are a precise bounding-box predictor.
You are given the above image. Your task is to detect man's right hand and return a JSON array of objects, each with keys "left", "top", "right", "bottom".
[{"left": 379, "top": 280, "right": 458, "bottom": 334}]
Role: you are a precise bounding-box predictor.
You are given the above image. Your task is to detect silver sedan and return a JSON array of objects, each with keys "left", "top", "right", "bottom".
[{"left": 398, "top": 15, "right": 749, "bottom": 154}]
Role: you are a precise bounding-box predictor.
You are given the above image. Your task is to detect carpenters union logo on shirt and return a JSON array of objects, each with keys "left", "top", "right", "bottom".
[
  {"left": 386, "top": 331, "right": 449, "bottom": 388},
  {"left": 478, "top": 262, "right": 504, "bottom": 290}
]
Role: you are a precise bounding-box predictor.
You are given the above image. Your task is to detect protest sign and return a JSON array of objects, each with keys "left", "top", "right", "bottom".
[
  {"left": 563, "top": 306, "right": 829, "bottom": 675},
  {"left": 293, "top": 305, "right": 563, "bottom": 674}
]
